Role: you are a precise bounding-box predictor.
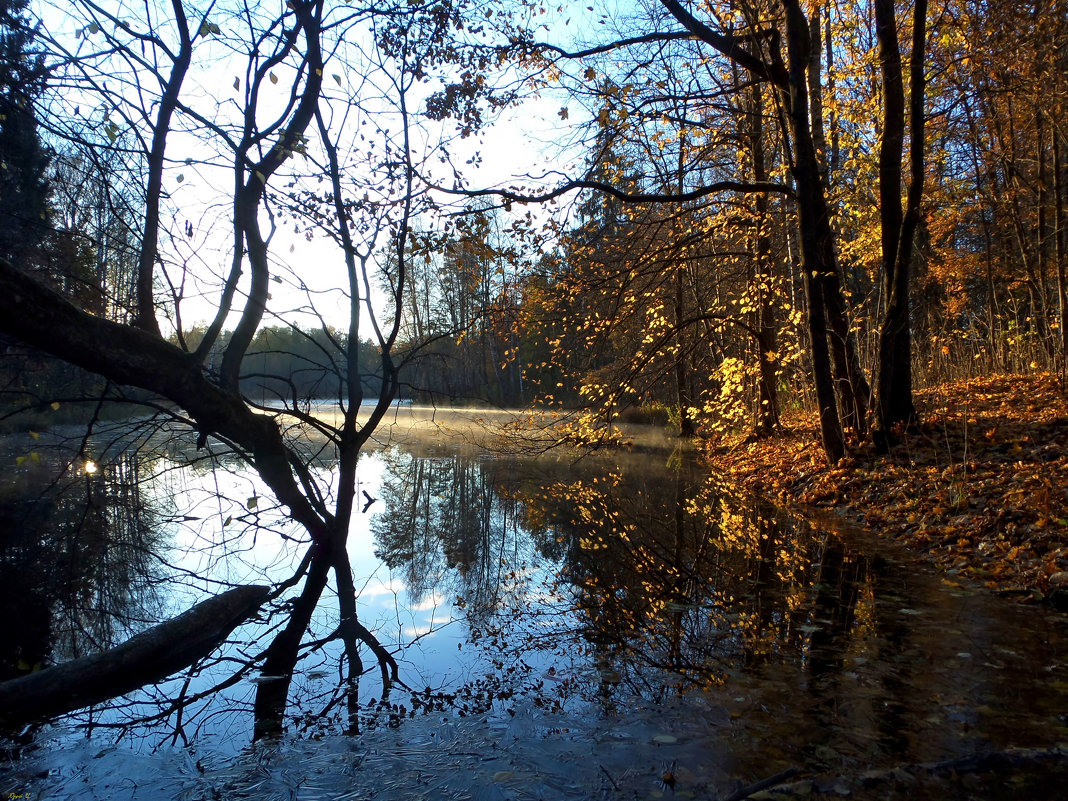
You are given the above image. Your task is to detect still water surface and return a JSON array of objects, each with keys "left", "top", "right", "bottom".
[{"left": 2, "top": 425, "right": 1067, "bottom": 798}]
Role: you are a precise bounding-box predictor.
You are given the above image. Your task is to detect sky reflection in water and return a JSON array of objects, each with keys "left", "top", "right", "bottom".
[{"left": 3, "top": 438, "right": 1068, "bottom": 798}]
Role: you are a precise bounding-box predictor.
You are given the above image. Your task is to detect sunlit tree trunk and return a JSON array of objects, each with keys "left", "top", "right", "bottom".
[
  {"left": 807, "top": 2, "right": 870, "bottom": 437},
  {"left": 658, "top": 0, "right": 847, "bottom": 462},
  {"left": 747, "top": 82, "right": 780, "bottom": 436},
  {"left": 781, "top": 0, "right": 846, "bottom": 463}
]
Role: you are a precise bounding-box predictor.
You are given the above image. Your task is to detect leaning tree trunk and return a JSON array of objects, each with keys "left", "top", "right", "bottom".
[
  {"left": 0, "top": 585, "right": 269, "bottom": 729},
  {"left": 783, "top": 0, "right": 846, "bottom": 463}
]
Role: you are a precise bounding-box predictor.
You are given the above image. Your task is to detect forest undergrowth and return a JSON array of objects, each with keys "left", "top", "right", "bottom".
[{"left": 706, "top": 373, "right": 1068, "bottom": 605}]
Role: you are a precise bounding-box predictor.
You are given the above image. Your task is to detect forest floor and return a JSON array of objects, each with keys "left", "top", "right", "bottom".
[{"left": 706, "top": 372, "right": 1068, "bottom": 605}]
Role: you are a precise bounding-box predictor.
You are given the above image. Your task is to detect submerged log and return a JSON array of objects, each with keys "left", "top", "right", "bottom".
[{"left": 0, "top": 584, "right": 270, "bottom": 729}]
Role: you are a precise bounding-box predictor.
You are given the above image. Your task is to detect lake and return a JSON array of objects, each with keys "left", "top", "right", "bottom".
[{"left": 2, "top": 414, "right": 1067, "bottom": 799}]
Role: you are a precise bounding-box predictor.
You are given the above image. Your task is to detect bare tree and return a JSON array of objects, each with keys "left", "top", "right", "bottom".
[{"left": 0, "top": 0, "right": 453, "bottom": 739}]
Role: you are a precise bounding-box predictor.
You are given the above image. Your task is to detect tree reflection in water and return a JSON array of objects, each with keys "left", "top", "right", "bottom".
[
  {"left": 4, "top": 438, "right": 1066, "bottom": 782},
  {"left": 0, "top": 450, "right": 166, "bottom": 684},
  {"left": 371, "top": 447, "right": 888, "bottom": 711},
  {"left": 369, "top": 446, "right": 1068, "bottom": 777}
]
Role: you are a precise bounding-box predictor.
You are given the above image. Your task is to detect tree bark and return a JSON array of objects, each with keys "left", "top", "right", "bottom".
[
  {"left": 748, "top": 81, "right": 780, "bottom": 436},
  {"left": 873, "top": 0, "right": 926, "bottom": 439},
  {"left": 0, "top": 585, "right": 269, "bottom": 728},
  {"left": 806, "top": 1, "right": 869, "bottom": 435},
  {"left": 781, "top": 0, "right": 846, "bottom": 463}
]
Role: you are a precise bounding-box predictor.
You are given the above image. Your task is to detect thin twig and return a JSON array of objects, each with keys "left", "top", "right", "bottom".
[
  {"left": 722, "top": 767, "right": 801, "bottom": 801},
  {"left": 599, "top": 764, "right": 620, "bottom": 791}
]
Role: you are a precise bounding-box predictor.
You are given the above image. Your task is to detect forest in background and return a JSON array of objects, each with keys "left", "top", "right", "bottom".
[
  {"left": 2, "top": 0, "right": 1065, "bottom": 457},
  {"left": 387, "top": 0, "right": 1068, "bottom": 453}
]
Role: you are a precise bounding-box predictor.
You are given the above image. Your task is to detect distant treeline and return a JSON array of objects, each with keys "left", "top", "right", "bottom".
[
  {"left": 2, "top": 320, "right": 534, "bottom": 432},
  {"left": 180, "top": 325, "right": 386, "bottom": 405}
]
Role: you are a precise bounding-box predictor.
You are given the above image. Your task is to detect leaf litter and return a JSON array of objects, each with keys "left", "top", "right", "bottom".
[{"left": 707, "top": 373, "right": 1068, "bottom": 603}]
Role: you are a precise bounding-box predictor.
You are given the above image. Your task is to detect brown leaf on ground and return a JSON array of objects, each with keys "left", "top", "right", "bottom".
[{"left": 706, "top": 373, "right": 1068, "bottom": 602}]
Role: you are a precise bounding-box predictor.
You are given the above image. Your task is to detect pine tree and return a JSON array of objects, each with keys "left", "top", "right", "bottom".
[{"left": 0, "top": 0, "right": 52, "bottom": 267}]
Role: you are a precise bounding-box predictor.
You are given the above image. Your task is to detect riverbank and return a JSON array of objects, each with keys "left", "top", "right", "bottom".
[{"left": 707, "top": 373, "right": 1068, "bottom": 604}]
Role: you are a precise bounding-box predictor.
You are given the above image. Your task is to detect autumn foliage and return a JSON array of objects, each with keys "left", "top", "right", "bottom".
[{"left": 707, "top": 373, "right": 1068, "bottom": 600}]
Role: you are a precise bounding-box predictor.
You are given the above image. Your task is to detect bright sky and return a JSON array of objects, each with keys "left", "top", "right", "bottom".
[{"left": 33, "top": 0, "right": 643, "bottom": 332}]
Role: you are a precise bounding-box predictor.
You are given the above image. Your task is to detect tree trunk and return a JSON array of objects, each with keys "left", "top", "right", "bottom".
[
  {"left": 782, "top": 0, "right": 845, "bottom": 463},
  {"left": 253, "top": 557, "right": 331, "bottom": 739},
  {"left": 748, "top": 81, "right": 780, "bottom": 436},
  {"left": 674, "top": 132, "right": 696, "bottom": 437},
  {"left": 658, "top": 0, "right": 848, "bottom": 462},
  {"left": 873, "top": 0, "right": 925, "bottom": 440},
  {"left": 0, "top": 585, "right": 269, "bottom": 729},
  {"left": 806, "top": 1, "right": 870, "bottom": 436}
]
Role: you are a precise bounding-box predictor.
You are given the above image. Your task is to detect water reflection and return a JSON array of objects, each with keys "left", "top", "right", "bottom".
[
  {"left": 370, "top": 446, "right": 1068, "bottom": 773},
  {"left": 0, "top": 452, "right": 165, "bottom": 683},
  {"left": 2, "top": 436, "right": 1067, "bottom": 796},
  {"left": 373, "top": 450, "right": 534, "bottom": 616},
  {"left": 373, "top": 447, "right": 865, "bottom": 696}
]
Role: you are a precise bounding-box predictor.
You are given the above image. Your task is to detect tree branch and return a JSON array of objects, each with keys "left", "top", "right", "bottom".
[
  {"left": 219, "top": 0, "right": 325, "bottom": 391},
  {"left": 0, "top": 257, "right": 329, "bottom": 542},
  {"left": 436, "top": 177, "right": 794, "bottom": 206},
  {"left": 519, "top": 31, "right": 694, "bottom": 60},
  {"left": 657, "top": 0, "right": 788, "bottom": 87}
]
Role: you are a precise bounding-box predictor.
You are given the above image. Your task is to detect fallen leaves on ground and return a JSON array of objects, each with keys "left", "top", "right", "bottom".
[{"left": 706, "top": 373, "right": 1068, "bottom": 602}]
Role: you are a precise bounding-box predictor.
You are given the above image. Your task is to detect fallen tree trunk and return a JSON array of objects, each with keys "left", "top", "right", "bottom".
[{"left": 0, "top": 584, "right": 270, "bottom": 729}]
